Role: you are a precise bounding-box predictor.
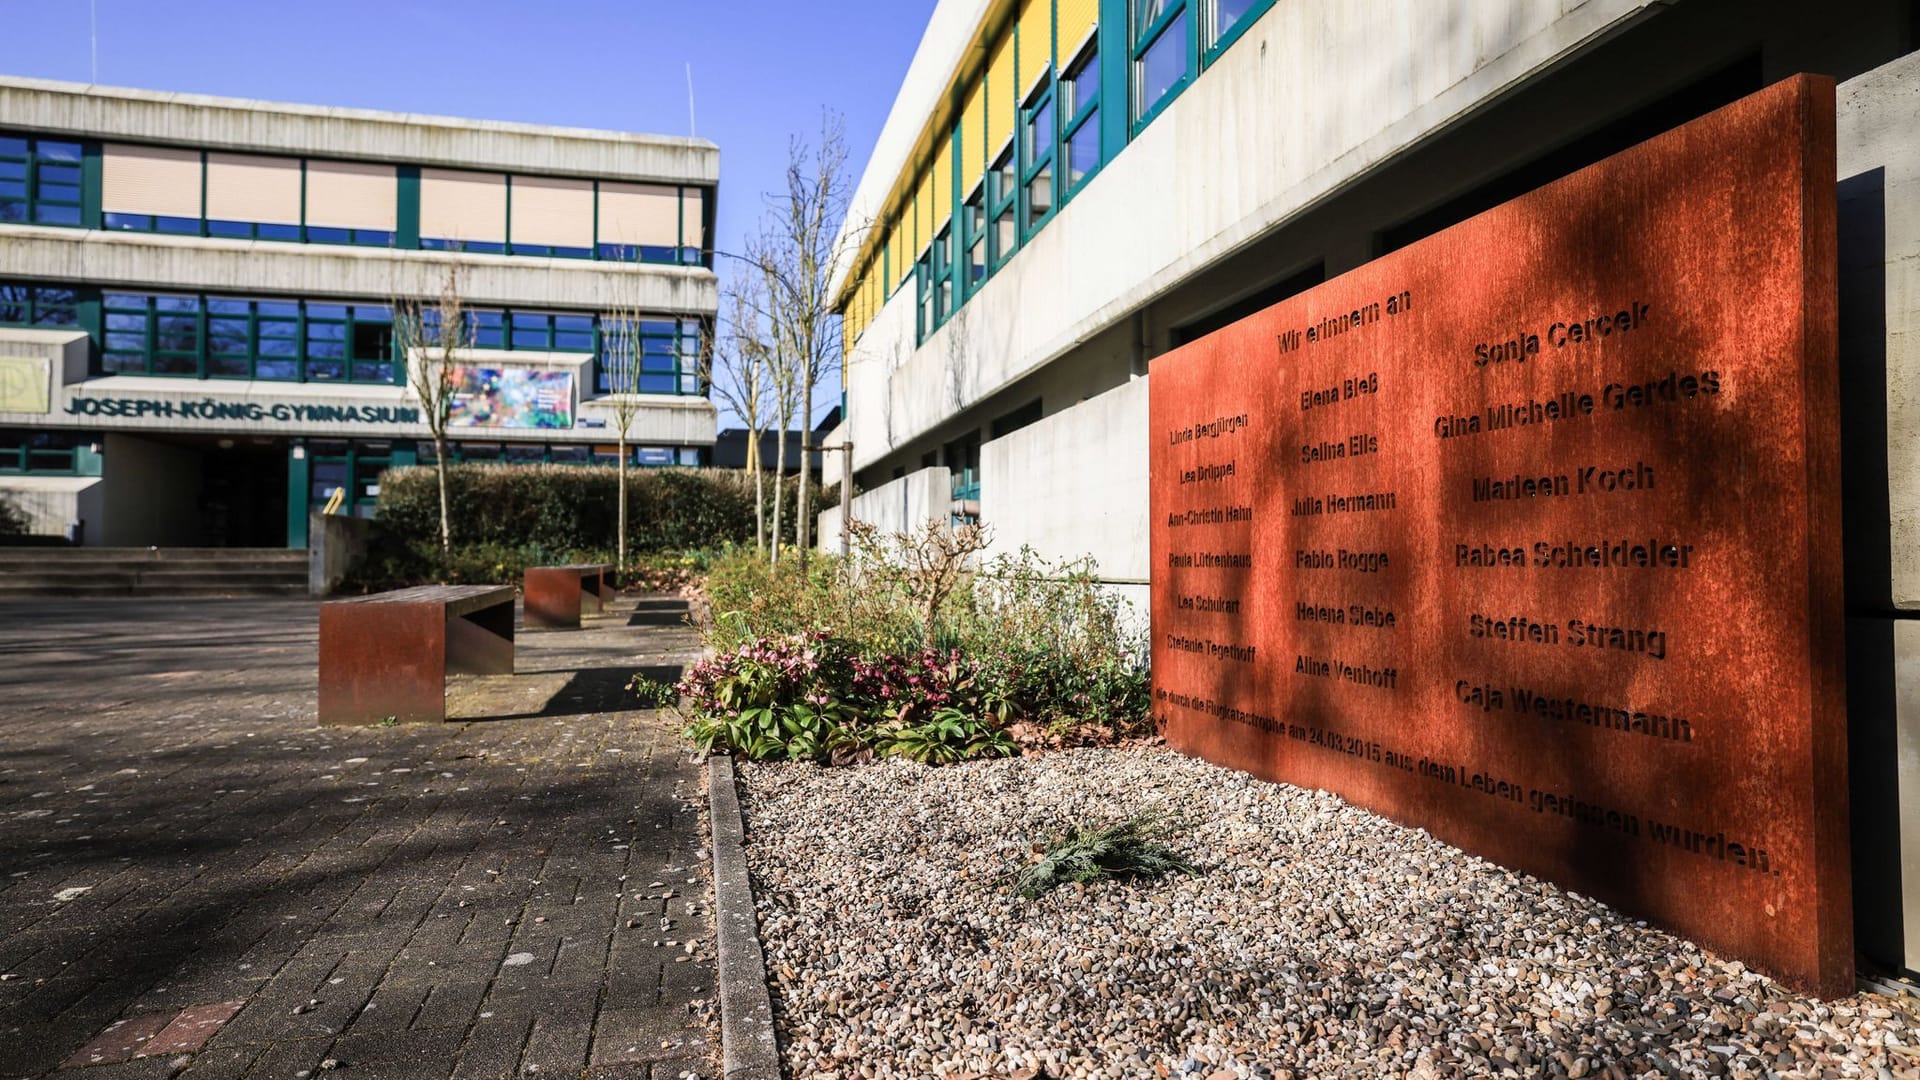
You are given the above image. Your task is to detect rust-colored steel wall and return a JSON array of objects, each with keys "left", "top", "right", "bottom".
[
  {"left": 1148, "top": 77, "right": 1848, "bottom": 994},
  {"left": 525, "top": 567, "right": 587, "bottom": 629}
]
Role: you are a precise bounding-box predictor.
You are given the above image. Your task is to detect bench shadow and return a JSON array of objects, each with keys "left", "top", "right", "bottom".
[
  {"left": 626, "top": 610, "right": 690, "bottom": 628},
  {"left": 451, "top": 664, "right": 685, "bottom": 723}
]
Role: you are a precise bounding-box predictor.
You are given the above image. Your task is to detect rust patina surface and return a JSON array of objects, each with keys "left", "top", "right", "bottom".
[
  {"left": 318, "top": 584, "right": 516, "bottom": 724},
  {"left": 524, "top": 564, "right": 611, "bottom": 629},
  {"left": 1148, "top": 76, "right": 1847, "bottom": 994}
]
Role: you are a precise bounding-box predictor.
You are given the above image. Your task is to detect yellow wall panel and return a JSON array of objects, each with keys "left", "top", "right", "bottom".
[
  {"left": 913, "top": 168, "right": 933, "bottom": 255},
  {"left": 1015, "top": 0, "right": 1052, "bottom": 95},
  {"left": 985, "top": 29, "right": 1016, "bottom": 156},
  {"left": 1055, "top": 0, "right": 1098, "bottom": 67},
  {"left": 958, "top": 79, "right": 986, "bottom": 194},
  {"left": 931, "top": 134, "right": 953, "bottom": 232}
]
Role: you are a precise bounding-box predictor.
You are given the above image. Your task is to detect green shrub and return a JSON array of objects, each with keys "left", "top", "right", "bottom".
[
  {"left": 1000, "top": 811, "right": 1197, "bottom": 899},
  {"left": 678, "top": 520, "right": 1152, "bottom": 761},
  {"left": 378, "top": 464, "right": 831, "bottom": 552},
  {"left": 354, "top": 464, "right": 833, "bottom": 587}
]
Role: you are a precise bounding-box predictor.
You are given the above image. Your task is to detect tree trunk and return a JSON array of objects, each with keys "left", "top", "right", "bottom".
[
  {"left": 797, "top": 376, "right": 813, "bottom": 568},
  {"left": 771, "top": 420, "right": 788, "bottom": 565},
  {"left": 434, "top": 433, "right": 452, "bottom": 576},
  {"left": 616, "top": 434, "right": 628, "bottom": 584},
  {"left": 748, "top": 431, "right": 766, "bottom": 553}
]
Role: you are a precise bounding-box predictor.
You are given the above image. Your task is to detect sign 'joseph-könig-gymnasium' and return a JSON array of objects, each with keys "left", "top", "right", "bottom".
[{"left": 1149, "top": 76, "right": 1849, "bottom": 995}]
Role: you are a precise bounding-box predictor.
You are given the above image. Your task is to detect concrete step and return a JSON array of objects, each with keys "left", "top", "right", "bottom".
[
  {"left": 0, "top": 583, "right": 311, "bottom": 599},
  {"left": 0, "top": 547, "right": 305, "bottom": 565},
  {"left": 0, "top": 547, "right": 308, "bottom": 597}
]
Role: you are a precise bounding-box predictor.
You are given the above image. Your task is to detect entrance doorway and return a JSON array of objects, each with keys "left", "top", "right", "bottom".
[{"left": 200, "top": 440, "right": 287, "bottom": 547}]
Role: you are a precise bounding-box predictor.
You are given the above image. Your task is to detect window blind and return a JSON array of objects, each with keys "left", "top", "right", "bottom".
[
  {"left": 303, "top": 160, "right": 397, "bottom": 231},
  {"left": 509, "top": 175, "right": 593, "bottom": 248},
  {"left": 1056, "top": 0, "right": 1099, "bottom": 67},
  {"left": 597, "top": 181, "right": 680, "bottom": 247},
  {"left": 102, "top": 144, "right": 202, "bottom": 218},
  {"left": 204, "top": 153, "right": 301, "bottom": 226},
  {"left": 1016, "top": 0, "right": 1053, "bottom": 95},
  {"left": 419, "top": 168, "right": 507, "bottom": 244}
]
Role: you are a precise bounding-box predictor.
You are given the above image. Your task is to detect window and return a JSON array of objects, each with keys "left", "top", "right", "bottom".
[
  {"left": 1133, "top": 0, "right": 1192, "bottom": 126},
  {"left": 1021, "top": 87, "right": 1056, "bottom": 237},
  {"left": 962, "top": 184, "right": 987, "bottom": 292},
  {"left": 1204, "top": 0, "right": 1267, "bottom": 54},
  {"left": 1061, "top": 41, "right": 1101, "bottom": 194},
  {"left": 597, "top": 317, "right": 701, "bottom": 395},
  {"left": 931, "top": 224, "right": 954, "bottom": 324},
  {"left": 916, "top": 251, "right": 934, "bottom": 340},
  {"left": 988, "top": 146, "right": 1017, "bottom": 270},
  {"left": 0, "top": 283, "right": 78, "bottom": 327},
  {"left": 0, "top": 135, "right": 83, "bottom": 227}
]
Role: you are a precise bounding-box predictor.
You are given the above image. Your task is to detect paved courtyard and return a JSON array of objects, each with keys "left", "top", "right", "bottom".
[{"left": 0, "top": 594, "right": 715, "bottom": 1079}]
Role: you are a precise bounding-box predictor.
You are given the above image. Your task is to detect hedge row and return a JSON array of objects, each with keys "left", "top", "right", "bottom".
[{"left": 375, "top": 464, "right": 833, "bottom": 553}]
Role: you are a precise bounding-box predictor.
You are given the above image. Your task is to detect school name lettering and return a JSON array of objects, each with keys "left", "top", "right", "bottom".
[{"left": 65, "top": 397, "right": 422, "bottom": 425}]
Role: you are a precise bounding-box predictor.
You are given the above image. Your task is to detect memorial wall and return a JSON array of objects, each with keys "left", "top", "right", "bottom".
[{"left": 1148, "top": 76, "right": 1850, "bottom": 995}]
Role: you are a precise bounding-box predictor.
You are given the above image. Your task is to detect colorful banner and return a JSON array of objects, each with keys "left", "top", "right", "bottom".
[{"left": 448, "top": 367, "right": 574, "bottom": 429}]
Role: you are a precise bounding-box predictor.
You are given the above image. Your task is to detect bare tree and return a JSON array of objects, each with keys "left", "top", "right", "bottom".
[
  {"left": 746, "top": 111, "right": 856, "bottom": 567},
  {"left": 392, "top": 261, "right": 472, "bottom": 564},
  {"left": 599, "top": 283, "right": 651, "bottom": 581},
  {"left": 761, "top": 289, "right": 801, "bottom": 564},
  {"left": 704, "top": 277, "right": 776, "bottom": 553}
]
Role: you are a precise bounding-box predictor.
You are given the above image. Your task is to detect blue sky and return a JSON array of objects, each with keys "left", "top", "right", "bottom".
[{"left": 0, "top": 0, "right": 931, "bottom": 285}]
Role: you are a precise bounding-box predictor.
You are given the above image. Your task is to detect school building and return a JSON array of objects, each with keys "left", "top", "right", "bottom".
[{"left": 0, "top": 77, "right": 718, "bottom": 547}]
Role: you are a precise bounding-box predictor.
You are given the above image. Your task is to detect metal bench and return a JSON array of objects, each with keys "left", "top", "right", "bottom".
[
  {"left": 318, "top": 584, "right": 515, "bottom": 725},
  {"left": 523, "top": 563, "right": 613, "bottom": 629}
]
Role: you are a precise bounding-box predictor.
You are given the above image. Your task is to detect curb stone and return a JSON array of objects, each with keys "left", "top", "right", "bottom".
[{"left": 707, "top": 752, "right": 781, "bottom": 1079}]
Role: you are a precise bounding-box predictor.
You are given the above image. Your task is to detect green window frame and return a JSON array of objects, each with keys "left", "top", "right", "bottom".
[
  {"left": 97, "top": 291, "right": 402, "bottom": 384},
  {"left": 1060, "top": 37, "right": 1103, "bottom": 197},
  {"left": 0, "top": 133, "right": 84, "bottom": 227},
  {"left": 987, "top": 144, "right": 1018, "bottom": 272},
  {"left": 0, "top": 282, "right": 80, "bottom": 328},
  {"left": 961, "top": 182, "right": 987, "bottom": 298},
  {"left": 1201, "top": 0, "right": 1276, "bottom": 64},
  {"left": 930, "top": 222, "right": 955, "bottom": 327},
  {"left": 596, "top": 316, "right": 703, "bottom": 396},
  {"left": 1131, "top": 0, "right": 1195, "bottom": 133},
  {"left": 915, "top": 248, "right": 935, "bottom": 342},
  {"left": 1019, "top": 81, "right": 1057, "bottom": 241}
]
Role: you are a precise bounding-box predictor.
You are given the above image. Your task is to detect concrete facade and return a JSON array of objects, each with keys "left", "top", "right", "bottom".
[
  {"left": 0, "top": 78, "right": 720, "bottom": 547},
  {"left": 815, "top": 466, "right": 953, "bottom": 554}
]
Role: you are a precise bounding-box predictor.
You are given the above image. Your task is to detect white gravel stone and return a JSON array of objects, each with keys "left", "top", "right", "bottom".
[{"left": 738, "top": 745, "right": 1920, "bottom": 1079}]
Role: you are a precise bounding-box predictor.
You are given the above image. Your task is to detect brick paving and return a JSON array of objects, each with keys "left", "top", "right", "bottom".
[{"left": 0, "top": 594, "right": 716, "bottom": 1079}]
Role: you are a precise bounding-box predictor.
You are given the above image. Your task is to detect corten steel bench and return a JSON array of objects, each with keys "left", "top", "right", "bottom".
[
  {"left": 524, "top": 563, "right": 613, "bottom": 629},
  {"left": 318, "top": 584, "right": 515, "bottom": 725}
]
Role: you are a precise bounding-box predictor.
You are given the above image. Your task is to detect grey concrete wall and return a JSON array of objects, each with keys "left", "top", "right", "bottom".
[
  {"left": 977, "top": 376, "right": 1148, "bottom": 583},
  {"left": 0, "top": 77, "right": 717, "bottom": 185},
  {"left": 0, "top": 225, "right": 717, "bottom": 315},
  {"left": 99, "top": 433, "right": 203, "bottom": 546},
  {"left": 0, "top": 476, "right": 100, "bottom": 538},
  {"left": 815, "top": 466, "right": 952, "bottom": 554},
  {"left": 1837, "top": 48, "right": 1920, "bottom": 980},
  {"left": 309, "top": 513, "right": 373, "bottom": 596},
  {"left": 1839, "top": 52, "right": 1920, "bottom": 610}
]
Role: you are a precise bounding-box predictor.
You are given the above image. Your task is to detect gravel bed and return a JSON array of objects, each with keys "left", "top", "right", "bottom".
[{"left": 738, "top": 745, "right": 1920, "bottom": 1079}]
